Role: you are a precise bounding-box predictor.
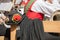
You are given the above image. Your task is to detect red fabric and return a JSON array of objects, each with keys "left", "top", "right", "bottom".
[
  {"left": 25, "top": 0, "right": 44, "bottom": 20},
  {"left": 26, "top": 10, "right": 44, "bottom": 20},
  {"left": 13, "top": 14, "right": 22, "bottom": 21}
]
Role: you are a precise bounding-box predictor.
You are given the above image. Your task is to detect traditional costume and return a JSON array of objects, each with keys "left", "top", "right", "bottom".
[
  {"left": 0, "top": 0, "right": 12, "bottom": 39},
  {"left": 19, "top": 0, "right": 60, "bottom": 40},
  {"left": 0, "top": 0, "right": 22, "bottom": 40}
]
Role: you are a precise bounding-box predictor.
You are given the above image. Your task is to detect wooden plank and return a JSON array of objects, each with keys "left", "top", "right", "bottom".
[
  {"left": 10, "top": 25, "right": 17, "bottom": 40},
  {"left": 43, "top": 21, "right": 60, "bottom": 33},
  {"left": 0, "top": 36, "right": 4, "bottom": 40}
]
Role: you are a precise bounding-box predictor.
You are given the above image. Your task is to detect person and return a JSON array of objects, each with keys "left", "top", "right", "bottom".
[
  {"left": 19, "top": 0, "right": 60, "bottom": 40},
  {"left": 19, "top": 0, "right": 45, "bottom": 40},
  {"left": 0, "top": 13, "right": 7, "bottom": 36},
  {"left": 0, "top": 0, "right": 22, "bottom": 40}
]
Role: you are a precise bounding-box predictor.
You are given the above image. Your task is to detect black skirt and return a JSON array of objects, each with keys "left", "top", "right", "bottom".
[
  {"left": 18, "top": 15, "right": 60, "bottom": 40},
  {"left": 0, "top": 25, "right": 7, "bottom": 36}
]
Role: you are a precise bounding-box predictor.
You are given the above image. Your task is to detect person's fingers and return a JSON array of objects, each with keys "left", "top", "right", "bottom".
[
  {"left": 1, "top": 13, "right": 6, "bottom": 20},
  {"left": 0, "top": 18, "right": 4, "bottom": 24},
  {"left": 5, "top": 17, "right": 9, "bottom": 22}
]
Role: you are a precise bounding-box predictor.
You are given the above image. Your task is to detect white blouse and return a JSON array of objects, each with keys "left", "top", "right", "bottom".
[
  {"left": 15, "top": 0, "right": 22, "bottom": 4},
  {"left": 31, "top": 0, "right": 60, "bottom": 17}
]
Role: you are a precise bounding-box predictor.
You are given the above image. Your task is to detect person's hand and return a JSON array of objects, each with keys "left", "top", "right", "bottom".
[
  {"left": 0, "top": 13, "right": 6, "bottom": 24},
  {"left": 0, "top": 18, "right": 4, "bottom": 24},
  {"left": 1, "top": 13, "right": 6, "bottom": 20},
  {"left": 0, "top": 17, "right": 10, "bottom": 28},
  {"left": 1, "top": 13, "right": 9, "bottom": 22}
]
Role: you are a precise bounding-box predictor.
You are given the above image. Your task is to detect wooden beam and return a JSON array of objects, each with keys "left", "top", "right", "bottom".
[{"left": 43, "top": 21, "right": 60, "bottom": 33}]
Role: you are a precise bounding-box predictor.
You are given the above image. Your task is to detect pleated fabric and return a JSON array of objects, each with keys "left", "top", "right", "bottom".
[
  {"left": 19, "top": 15, "right": 45, "bottom": 40},
  {"left": 0, "top": 25, "right": 7, "bottom": 36},
  {"left": 17, "top": 15, "right": 60, "bottom": 40}
]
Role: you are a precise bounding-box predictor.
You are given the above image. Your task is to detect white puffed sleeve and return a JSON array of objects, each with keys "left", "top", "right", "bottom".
[{"left": 15, "top": 0, "right": 22, "bottom": 4}]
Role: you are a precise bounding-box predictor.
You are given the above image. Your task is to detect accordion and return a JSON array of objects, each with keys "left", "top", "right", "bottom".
[{"left": 5, "top": 9, "right": 23, "bottom": 25}]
